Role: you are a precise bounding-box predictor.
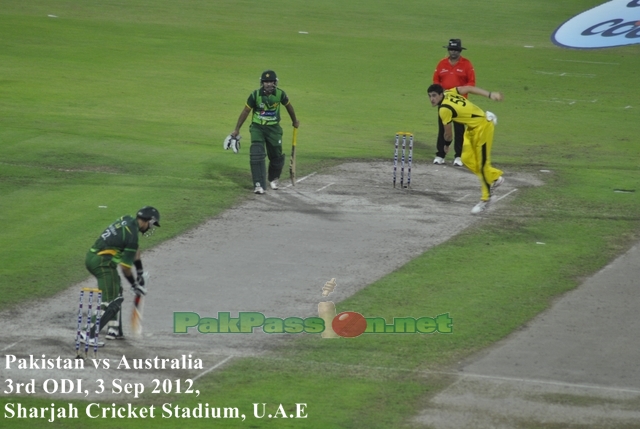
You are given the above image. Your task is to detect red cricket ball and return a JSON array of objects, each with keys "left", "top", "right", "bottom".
[{"left": 332, "top": 311, "right": 367, "bottom": 338}]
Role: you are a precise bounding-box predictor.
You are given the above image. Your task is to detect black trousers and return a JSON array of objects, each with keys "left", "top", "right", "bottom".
[{"left": 436, "top": 117, "right": 465, "bottom": 158}]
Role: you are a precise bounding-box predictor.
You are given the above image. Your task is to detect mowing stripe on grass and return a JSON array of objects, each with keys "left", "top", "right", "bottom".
[
  {"left": 252, "top": 355, "right": 640, "bottom": 395},
  {"left": 451, "top": 372, "right": 640, "bottom": 395}
]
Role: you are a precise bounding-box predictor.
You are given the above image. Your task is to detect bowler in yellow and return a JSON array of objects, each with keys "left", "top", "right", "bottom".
[{"left": 428, "top": 84, "right": 505, "bottom": 214}]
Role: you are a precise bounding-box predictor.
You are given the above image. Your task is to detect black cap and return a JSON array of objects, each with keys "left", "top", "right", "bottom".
[
  {"left": 136, "top": 206, "right": 161, "bottom": 227},
  {"left": 444, "top": 39, "right": 466, "bottom": 51},
  {"left": 260, "top": 70, "right": 277, "bottom": 82}
]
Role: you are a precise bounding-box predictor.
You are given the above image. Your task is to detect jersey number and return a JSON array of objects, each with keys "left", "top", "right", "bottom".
[
  {"left": 448, "top": 94, "right": 467, "bottom": 106},
  {"left": 101, "top": 220, "right": 127, "bottom": 240}
]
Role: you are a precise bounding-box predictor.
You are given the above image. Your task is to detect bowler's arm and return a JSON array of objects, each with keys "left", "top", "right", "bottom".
[
  {"left": 443, "top": 122, "right": 453, "bottom": 143},
  {"left": 456, "top": 86, "right": 503, "bottom": 101}
]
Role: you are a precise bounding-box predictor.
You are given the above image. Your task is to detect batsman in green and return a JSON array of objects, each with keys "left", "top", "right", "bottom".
[
  {"left": 81, "top": 206, "right": 160, "bottom": 346},
  {"left": 230, "top": 70, "right": 300, "bottom": 194}
]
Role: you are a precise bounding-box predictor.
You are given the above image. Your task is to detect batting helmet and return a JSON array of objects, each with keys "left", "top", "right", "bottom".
[
  {"left": 260, "top": 70, "right": 278, "bottom": 82},
  {"left": 136, "top": 206, "right": 161, "bottom": 227}
]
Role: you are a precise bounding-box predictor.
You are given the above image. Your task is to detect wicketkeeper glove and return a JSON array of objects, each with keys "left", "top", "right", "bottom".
[{"left": 223, "top": 134, "right": 241, "bottom": 153}]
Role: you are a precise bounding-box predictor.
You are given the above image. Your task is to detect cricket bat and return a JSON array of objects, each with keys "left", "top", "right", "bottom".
[
  {"left": 289, "top": 127, "right": 298, "bottom": 186},
  {"left": 130, "top": 271, "right": 149, "bottom": 337}
]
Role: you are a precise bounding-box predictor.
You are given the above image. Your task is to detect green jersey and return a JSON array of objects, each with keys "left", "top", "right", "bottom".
[
  {"left": 246, "top": 88, "right": 290, "bottom": 126},
  {"left": 89, "top": 215, "right": 139, "bottom": 268}
]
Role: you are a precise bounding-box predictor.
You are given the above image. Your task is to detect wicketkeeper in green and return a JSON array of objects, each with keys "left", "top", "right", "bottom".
[
  {"left": 81, "top": 206, "right": 160, "bottom": 346},
  {"left": 229, "top": 70, "right": 300, "bottom": 194}
]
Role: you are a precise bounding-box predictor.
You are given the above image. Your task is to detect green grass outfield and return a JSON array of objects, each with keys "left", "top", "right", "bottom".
[{"left": 1, "top": 0, "right": 639, "bottom": 427}]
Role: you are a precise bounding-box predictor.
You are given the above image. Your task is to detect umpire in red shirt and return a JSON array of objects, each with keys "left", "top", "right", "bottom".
[{"left": 432, "top": 39, "right": 476, "bottom": 166}]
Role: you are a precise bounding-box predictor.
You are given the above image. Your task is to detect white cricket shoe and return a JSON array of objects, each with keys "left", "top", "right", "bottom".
[
  {"left": 433, "top": 156, "right": 445, "bottom": 165},
  {"left": 471, "top": 199, "right": 492, "bottom": 215},
  {"left": 453, "top": 157, "right": 463, "bottom": 167},
  {"left": 270, "top": 179, "right": 279, "bottom": 190},
  {"left": 254, "top": 183, "right": 265, "bottom": 194},
  {"left": 492, "top": 176, "right": 504, "bottom": 190},
  {"left": 105, "top": 327, "right": 124, "bottom": 340},
  {"left": 78, "top": 332, "right": 105, "bottom": 347}
]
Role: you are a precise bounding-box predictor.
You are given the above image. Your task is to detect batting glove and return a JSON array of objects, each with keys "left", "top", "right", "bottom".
[
  {"left": 133, "top": 259, "right": 144, "bottom": 286},
  {"left": 132, "top": 284, "right": 147, "bottom": 296},
  {"left": 223, "top": 134, "right": 241, "bottom": 153}
]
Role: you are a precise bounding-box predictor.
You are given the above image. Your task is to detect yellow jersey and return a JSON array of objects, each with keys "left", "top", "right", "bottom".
[{"left": 438, "top": 88, "right": 487, "bottom": 130}]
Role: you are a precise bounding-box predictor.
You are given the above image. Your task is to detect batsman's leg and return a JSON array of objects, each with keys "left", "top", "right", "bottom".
[
  {"left": 268, "top": 155, "right": 285, "bottom": 183},
  {"left": 118, "top": 287, "right": 124, "bottom": 337},
  {"left": 265, "top": 124, "right": 285, "bottom": 182},
  {"left": 106, "top": 287, "right": 124, "bottom": 340},
  {"left": 249, "top": 125, "right": 268, "bottom": 189},
  {"left": 89, "top": 296, "right": 124, "bottom": 338},
  {"left": 85, "top": 252, "right": 122, "bottom": 337}
]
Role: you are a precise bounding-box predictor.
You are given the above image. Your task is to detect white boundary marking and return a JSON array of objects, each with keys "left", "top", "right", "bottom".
[{"left": 193, "top": 355, "right": 234, "bottom": 381}]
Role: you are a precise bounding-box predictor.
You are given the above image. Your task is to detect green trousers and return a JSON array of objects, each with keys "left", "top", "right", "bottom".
[
  {"left": 85, "top": 251, "right": 121, "bottom": 303},
  {"left": 249, "top": 123, "right": 286, "bottom": 188}
]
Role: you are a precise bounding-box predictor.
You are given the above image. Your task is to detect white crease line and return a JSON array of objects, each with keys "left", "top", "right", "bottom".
[
  {"left": 456, "top": 194, "right": 472, "bottom": 202},
  {"left": 285, "top": 172, "right": 317, "bottom": 188},
  {"left": 316, "top": 183, "right": 334, "bottom": 192},
  {"left": 494, "top": 189, "right": 517, "bottom": 202},
  {"left": 457, "top": 372, "right": 640, "bottom": 395},
  {"left": 296, "top": 172, "right": 316, "bottom": 183},
  {"left": 193, "top": 355, "right": 234, "bottom": 381},
  {"left": 1, "top": 341, "right": 20, "bottom": 351}
]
